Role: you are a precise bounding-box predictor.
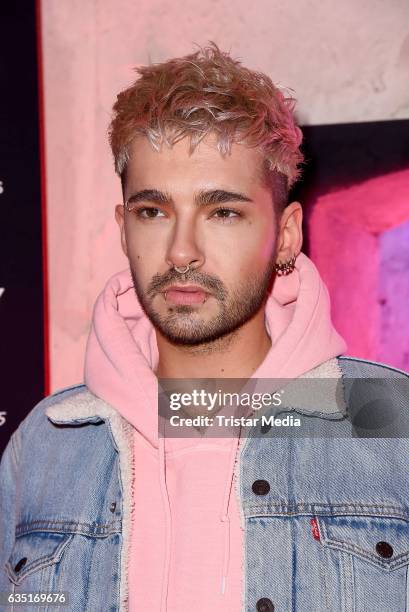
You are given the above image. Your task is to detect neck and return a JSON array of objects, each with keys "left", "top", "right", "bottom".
[{"left": 154, "top": 307, "right": 271, "bottom": 379}]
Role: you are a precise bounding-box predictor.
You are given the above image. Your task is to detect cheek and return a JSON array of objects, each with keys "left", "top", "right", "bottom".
[
  {"left": 229, "top": 227, "right": 276, "bottom": 271},
  {"left": 126, "top": 242, "right": 146, "bottom": 279},
  {"left": 126, "top": 235, "right": 164, "bottom": 288},
  {"left": 220, "top": 244, "right": 272, "bottom": 283},
  {"left": 125, "top": 223, "right": 165, "bottom": 261},
  {"left": 127, "top": 244, "right": 142, "bottom": 264},
  {"left": 256, "top": 217, "right": 278, "bottom": 260},
  {"left": 125, "top": 227, "right": 150, "bottom": 265},
  {"left": 258, "top": 233, "right": 276, "bottom": 261}
]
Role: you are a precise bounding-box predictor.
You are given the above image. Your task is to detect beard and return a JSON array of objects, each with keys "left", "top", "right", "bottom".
[{"left": 130, "top": 246, "right": 278, "bottom": 348}]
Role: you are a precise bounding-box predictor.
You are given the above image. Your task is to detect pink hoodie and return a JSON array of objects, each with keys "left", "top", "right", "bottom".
[{"left": 84, "top": 252, "right": 347, "bottom": 611}]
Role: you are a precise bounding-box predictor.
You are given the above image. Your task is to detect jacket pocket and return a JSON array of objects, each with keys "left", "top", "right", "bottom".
[
  {"left": 5, "top": 531, "right": 73, "bottom": 587},
  {"left": 315, "top": 514, "right": 409, "bottom": 612}
]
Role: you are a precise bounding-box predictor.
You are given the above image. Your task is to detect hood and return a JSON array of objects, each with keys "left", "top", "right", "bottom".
[
  {"left": 83, "top": 251, "right": 347, "bottom": 607},
  {"left": 84, "top": 251, "right": 346, "bottom": 442}
]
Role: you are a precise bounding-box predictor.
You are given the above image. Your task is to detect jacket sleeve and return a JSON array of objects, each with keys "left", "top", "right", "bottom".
[{"left": 0, "top": 430, "right": 20, "bottom": 590}]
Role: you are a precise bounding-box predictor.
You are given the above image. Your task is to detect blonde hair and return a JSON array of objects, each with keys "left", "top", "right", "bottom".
[{"left": 109, "top": 41, "right": 304, "bottom": 211}]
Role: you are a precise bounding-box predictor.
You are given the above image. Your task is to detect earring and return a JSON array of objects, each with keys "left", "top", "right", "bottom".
[{"left": 274, "top": 253, "right": 297, "bottom": 276}]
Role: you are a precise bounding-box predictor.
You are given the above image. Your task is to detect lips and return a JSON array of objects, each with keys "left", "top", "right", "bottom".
[{"left": 162, "top": 285, "right": 210, "bottom": 305}]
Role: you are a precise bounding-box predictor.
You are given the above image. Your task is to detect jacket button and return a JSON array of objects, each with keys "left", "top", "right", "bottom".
[
  {"left": 375, "top": 541, "right": 394, "bottom": 558},
  {"left": 260, "top": 422, "right": 271, "bottom": 434},
  {"left": 252, "top": 480, "right": 270, "bottom": 495},
  {"left": 256, "top": 598, "right": 274, "bottom": 611},
  {"left": 110, "top": 502, "right": 117, "bottom": 513},
  {"left": 14, "top": 557, "right": 27, "bottom": 572}
]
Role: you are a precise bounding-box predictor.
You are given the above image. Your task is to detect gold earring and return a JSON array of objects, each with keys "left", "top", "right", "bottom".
[{"left": 274, "top": 253, "right": 297, "bottom": 276}]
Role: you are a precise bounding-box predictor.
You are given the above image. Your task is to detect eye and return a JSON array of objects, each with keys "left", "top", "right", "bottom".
[
  {"left": 128, "top": 205, "right": 242, "bottom": 221},
  {"left": 131, "top": 206, "right": 166, "bottom": 219},
  {"left": 211, "top": 207, "right": 242, "bottom": 221}
]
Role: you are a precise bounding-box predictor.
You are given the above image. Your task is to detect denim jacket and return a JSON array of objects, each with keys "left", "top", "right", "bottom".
[{"left": 1, "top": 355, "right": 408, "bottom": 612}]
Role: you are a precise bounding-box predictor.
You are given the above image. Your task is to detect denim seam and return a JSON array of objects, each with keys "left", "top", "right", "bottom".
[
  {"left": 322, "top": 543, "right": 331, "bottom": 612},
  {"left": 290, "top": 515, "right": 296, "bottom": 612},
  {"left": 340, "top": 548, "right": 354, "bottom": 612},
  {"left": 83, "top": 534, "right": 98, "bottom": 611},
  {"left": 244, "top": 502, "right": 409, "bottom": 511},
  {"left": 406, "top": 565, "right": 409, "bottom": 612},
  {"left": 16, "top": 527, "right": 121, "bottom": 538},
  {"left": 55, "top": 536, "right": 66, "bottom": 603},
  {"left": 104, "top": 414, "right": 135, "bottom": 612},
  {"left": 9, "top": 431, "right": 20, "bottom": 469},
  {"left": 338, "top": 355, "right": 409, "bottom": 378},
  {"left": 111, "top": 533, "right": 121, "bottom": 612},
  {"left": 351, "top": 554, "right": 356, "bottom": 612},
  {"left": 50, "top": 383, "right": 86, "bottom": 397},
  {"left": 16, "top": 523, "right": 121, "bottom": 538},
  {"left": 17, "top": 519, "right": 117, "bottom": 528},
  {"left": 244, "top": 506, "right": 409, "bottom": 520},
  {"left": 337, "top": 356, "right": 349, "bottom": 418}
]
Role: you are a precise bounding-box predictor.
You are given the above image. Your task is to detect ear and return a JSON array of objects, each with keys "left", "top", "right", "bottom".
[
  {"left": 115, "top": 203, "right": 128, "bottom": 258},
  {"left": 275, "top": 201, "right": 303, "bottom": 263}
]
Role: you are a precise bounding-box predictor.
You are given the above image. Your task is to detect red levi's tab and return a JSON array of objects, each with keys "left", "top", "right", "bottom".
[{"left": 310, "top": 518, "right": 321, "bottom": 541}]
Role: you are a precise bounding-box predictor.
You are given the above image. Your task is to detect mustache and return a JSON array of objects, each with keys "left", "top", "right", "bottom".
[{"left": 146, "top": 270, "right": 227, "bottom": 300}]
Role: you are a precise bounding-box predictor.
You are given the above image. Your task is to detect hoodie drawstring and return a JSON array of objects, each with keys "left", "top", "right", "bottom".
[
  {"left": 159, "top": 435, "right": 171, "bottom": 611},
  {"left": 220, "top": 431, "right": 241, "bottom": 595},
  {"left": 159, "top": 428, "right": 241, "bottom": 608}
]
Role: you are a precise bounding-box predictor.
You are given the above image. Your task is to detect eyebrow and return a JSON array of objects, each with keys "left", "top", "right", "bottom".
[{"left": 125, "top": 188, "right": 253, "bottom": 207}]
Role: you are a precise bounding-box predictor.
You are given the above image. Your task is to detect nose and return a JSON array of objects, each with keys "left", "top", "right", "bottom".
[{"left": 165, "top": 215, "right": 205, "bottom": 271}]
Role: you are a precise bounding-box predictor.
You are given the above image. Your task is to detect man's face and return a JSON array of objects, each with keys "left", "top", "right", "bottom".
[{"left": 115, "top": 133, "right": 280, "bottom": 346}]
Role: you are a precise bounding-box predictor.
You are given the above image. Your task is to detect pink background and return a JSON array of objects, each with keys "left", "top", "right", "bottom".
[{"left": 39, "top": 0, "right": 409, "bottom": 390}]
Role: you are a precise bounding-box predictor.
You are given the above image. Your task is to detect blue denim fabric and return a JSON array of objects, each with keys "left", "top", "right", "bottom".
[
  {"left": 0, "top": 356, "right": 408, "bottom": 611},
  {"left": 0, "top": 385, "right": 123, "bottom": 611},
  {"left": 240, "top": 357, "right": 409, "bottom": 612}
]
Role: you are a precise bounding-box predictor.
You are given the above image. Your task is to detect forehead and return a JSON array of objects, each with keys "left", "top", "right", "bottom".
[{"left": 124, "top": 133, "right": 265, "bottom": 194}]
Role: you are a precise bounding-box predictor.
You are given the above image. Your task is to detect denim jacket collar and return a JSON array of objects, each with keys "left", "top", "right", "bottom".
[{"left": 45, "top": 356, "right": 347, "bottom": 428}]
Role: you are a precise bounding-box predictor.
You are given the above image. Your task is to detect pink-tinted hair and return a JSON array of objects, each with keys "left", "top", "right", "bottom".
[{"left": 109, "top": 41, "right": 304, "bottom": 210}]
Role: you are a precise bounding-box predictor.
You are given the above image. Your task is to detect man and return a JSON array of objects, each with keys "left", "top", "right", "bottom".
[{"left": 1, "top": 41, "right": 408, "bottom": 612}]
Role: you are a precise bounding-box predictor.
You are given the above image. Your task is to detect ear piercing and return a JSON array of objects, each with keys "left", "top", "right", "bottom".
[{"left": 274, "top": 254, "right": 297, "bottom": 276}]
